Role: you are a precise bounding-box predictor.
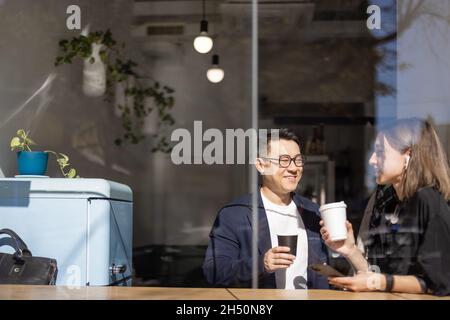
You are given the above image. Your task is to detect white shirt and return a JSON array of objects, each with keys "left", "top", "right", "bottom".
[{"left": 261, "top": 191, "right": 308, "bottom": 289}]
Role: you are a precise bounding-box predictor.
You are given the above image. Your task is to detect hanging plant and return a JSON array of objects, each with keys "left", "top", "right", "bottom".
[{"left": 54, "top": 29, "right": 175, "bottom": 152}]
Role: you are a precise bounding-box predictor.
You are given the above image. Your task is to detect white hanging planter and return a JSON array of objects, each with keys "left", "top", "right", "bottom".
[
  {"left": 80, "top": 25, "right": 106, "bottom": 97},
  {"left": 82, "top": 42, "right": 107, "bottom": 97}
]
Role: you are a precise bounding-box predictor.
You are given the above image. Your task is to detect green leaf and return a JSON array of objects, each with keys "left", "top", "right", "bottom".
[
  {"left": 16, "top": 129, "right": 27, "bottom": 139},
  {"left": 59, "top": 153, "right": 70, "bottom": 162},
  {"left": 99, "top": 50, "right": 108, "bottom": 63},
  {"left": 55, "top": 56, "right": 64, "bottom": 66},
  {"left": 25, "top": 137, "right": 36, "bottom": 145},
  {"left": 57, "top": 159, "right": 69, "bottom": 168},
  {"left": 163, "top": 86, "right": 174, "bottom": 94},
  {"left": 67, "top": 169, "right": 77, "bottom": 178},
  {"left": 10, "top": 137, "right": 21, "bottom": 151}
]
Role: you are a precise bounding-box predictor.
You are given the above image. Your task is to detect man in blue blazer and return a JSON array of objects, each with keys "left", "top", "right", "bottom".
[{"left": 203, "top": 128, "right": 330, "bottom": 289}]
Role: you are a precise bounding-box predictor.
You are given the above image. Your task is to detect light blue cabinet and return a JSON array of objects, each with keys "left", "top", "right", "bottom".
[{"left": 0, "top": 178, "right": 133, "bottom": 286}]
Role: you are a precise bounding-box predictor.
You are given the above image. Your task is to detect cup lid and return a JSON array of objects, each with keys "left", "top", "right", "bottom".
[{"left": 319, "top": 201, "right": 347, "bottom": 211}]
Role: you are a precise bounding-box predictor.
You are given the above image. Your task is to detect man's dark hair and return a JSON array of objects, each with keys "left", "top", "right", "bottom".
[{"left": 261, "top": 128, "right": 302, "bottom": 154}]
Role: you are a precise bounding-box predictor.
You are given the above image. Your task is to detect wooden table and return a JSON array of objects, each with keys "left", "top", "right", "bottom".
[
  {"left": 228, "top": 288, "right": 405, "bottom": 300},
  {"left": 393, "top": 292, "right": 450, "bottom": 300},
  {"left": 0, "top": 285, "right": 234, "bottom": 300},
  {"left": 0, "top": 285, "right": 448, "bottom": 300}
]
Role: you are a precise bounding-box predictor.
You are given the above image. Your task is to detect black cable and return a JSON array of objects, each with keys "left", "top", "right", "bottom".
[{"left": 202, "top": 0, "right": 206, "bottom": 20}]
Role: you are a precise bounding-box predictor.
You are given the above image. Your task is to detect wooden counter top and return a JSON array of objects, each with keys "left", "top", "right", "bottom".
[{"left": 0, "top": 285, "right": 447, "bottom": 300}]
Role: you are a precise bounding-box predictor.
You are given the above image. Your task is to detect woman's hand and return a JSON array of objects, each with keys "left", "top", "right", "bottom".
[
  {"left": 320, "top": 220, "right": 357, "bottom": 257},
  {"left": 328, "top": 272, "right": 385, "bottom": 292}
]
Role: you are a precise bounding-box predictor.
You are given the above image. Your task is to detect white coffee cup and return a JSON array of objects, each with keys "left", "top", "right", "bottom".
[{"left": 319, "top": 201, "right": 347, "bottom": 241}]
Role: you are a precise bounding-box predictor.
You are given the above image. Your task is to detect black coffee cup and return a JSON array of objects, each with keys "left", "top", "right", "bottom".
[{"left": 277, "top": 234, "right": 297, "bottom": 256}]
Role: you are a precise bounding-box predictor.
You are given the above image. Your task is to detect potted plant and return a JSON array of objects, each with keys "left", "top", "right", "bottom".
[
  {"left": 55, "top": 29, "right": 175, "bottom": 152},
  {"left": 10, "top": 129, "right": 79, "bottom": 178}
]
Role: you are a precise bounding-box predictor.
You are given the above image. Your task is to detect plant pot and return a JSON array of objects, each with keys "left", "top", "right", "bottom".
[
  {"left": 83, "top": 43, "right": 106, "bottom": 97},
  {"left": 17, "top": 151, "right": 49, "bottom": 176}
]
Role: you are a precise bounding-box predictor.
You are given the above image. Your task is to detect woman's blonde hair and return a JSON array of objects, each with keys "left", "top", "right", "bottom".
[{"left": 379, "top": 118, "right": 450, "bottom": 201}]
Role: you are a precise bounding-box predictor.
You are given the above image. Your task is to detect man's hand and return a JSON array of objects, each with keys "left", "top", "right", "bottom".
[{"left": 264, "top": 246, "right": 296, "bottom": 273}]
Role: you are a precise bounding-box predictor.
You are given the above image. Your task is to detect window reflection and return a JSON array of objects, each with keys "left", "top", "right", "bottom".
[{"left": 0, "top": 0, "right": 450, "bottom": 294}]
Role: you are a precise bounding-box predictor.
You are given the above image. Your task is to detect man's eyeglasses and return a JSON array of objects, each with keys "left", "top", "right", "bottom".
[{"left": 261, "top": 154, "right": 306, "bottom": 168}]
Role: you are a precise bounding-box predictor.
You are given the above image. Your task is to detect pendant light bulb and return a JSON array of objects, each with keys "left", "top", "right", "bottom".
[
  {"left": 193, "top": 20, "right": 213, "bottom": 54},
  {"left": 207, "top": 54, "right": 224, "bottom": 83}
]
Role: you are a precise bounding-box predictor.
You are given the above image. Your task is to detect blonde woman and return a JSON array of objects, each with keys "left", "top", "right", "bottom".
[{"left": 320, "top": 118, "right": 450, "bottom": 296}]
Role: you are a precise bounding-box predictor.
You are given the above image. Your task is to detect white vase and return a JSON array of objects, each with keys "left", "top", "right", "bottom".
[{"left": 82, "top": 42, "right": 107, "bottom": 97}]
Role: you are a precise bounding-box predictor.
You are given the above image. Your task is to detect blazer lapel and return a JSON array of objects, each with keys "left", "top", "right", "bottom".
[{"left": 245, "top": 192, "right": 272, "bottom": 256}]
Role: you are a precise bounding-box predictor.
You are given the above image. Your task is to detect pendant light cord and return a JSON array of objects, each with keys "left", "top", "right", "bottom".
[{"left": 202, "top": 0, "right": 206, "bottom": 20}]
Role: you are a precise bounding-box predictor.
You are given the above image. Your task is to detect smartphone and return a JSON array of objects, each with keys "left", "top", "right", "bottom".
[{"left": 309, "top": 263, "right": 345, "bottom": 277}]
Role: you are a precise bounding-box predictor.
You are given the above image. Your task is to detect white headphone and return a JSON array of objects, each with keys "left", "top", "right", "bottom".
[{"left": 405, "top": 155, "right": 410, "bottom": 169}]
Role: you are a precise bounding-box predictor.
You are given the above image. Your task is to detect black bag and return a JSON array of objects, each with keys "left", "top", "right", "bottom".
[{"left": 0, "top": 229, "right": 58, "bottom": 285}]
